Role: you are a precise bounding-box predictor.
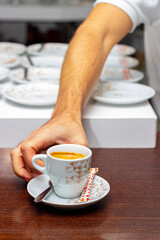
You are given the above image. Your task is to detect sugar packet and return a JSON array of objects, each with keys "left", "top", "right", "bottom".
[{"left": 78, "top": 168, "right": 98, "bottom": 202}]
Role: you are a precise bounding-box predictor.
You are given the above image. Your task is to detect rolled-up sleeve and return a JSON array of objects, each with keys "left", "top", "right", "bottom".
[{"left": 94, "top": 0, "right": 160, "bottom": 32}]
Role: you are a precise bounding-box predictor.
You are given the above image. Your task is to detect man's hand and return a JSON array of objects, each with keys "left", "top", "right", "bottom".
[{"left": 10, "top": 114, "right": 88, "bottom": 182}]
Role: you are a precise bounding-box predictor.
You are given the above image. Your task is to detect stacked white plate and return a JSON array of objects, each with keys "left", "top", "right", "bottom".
[
  {"left": 104, "top": 55, "right": 139, "bottom": 68},
  {"left": 0, "top": 42, "right": 26, "bottom": 55},
  {"left": 21, "top": 55, "right": 64, "bottom": 68},
  {"left": 0, "top": 54, "right": 20, "bottom": 68},
  {"left": 92, "top": 82, "right": 155, "bottom": 105},
  {"left": 27, "top": 43, "right": 68, "bottom": 56},
  {"left": 3, "top": 82, "right": 59, "bottom": 106},
  {"left": 100, "top": 67, "right": 144, "bottom": 83},
  {"left": 10, "top": 67, "right": 61, "bottom": 84},
  {"left": 0, "top": 67, "right": 10, "bottom": 81},
  {"left": 110, "top": 44, "right": 136, "bottom": 56}
]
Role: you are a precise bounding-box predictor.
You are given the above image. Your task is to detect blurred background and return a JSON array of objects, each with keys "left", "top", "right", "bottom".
[
  {"left": 0, "top": 0, "right": 144, "bottom": 61},
  {"left": 0, "top": 0, "right": 146, "bottom": 86}
]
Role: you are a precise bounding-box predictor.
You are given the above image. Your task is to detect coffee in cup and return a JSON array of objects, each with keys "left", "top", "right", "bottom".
[{"left": 50, "top": 151, "right": 86, "bottom": 160}]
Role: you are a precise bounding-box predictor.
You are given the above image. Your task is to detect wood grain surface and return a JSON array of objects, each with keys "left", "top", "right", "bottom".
[{"left": 1, "top": 134, "right": 160, "bottom": 240}]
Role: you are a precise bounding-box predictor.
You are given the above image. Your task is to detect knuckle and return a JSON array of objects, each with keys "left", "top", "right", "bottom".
[{"left": 20, "top": 142, "right": 31, "bottom": 153}]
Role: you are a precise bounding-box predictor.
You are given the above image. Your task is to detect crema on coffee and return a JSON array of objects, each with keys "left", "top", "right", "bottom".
[{"left": 50, "top": 152, "right": 86, "bottom": 160}]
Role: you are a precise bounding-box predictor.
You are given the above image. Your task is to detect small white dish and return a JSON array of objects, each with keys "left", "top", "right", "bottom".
[
  {"left": 10, "top": 67, "right": 61, "bottom": 84},
  {"left": 3, "top": 82, "right": 59, "bottom": 106},
  {"left": 92, "top": 81, "right": 155, "bottom": 105},
  {"left": 0, "top": 54, "right": 20, "bottom": 68},
  {"left": 0, "top": 42, "right": 26, "bottom": 55},
  {"left": 27, "top": 174, "right": 110, "bottom": 210},
  {"left": 110, "top": 44, "right": 136, "bottom": 56},
  {"left": 0, "top": 67, "right": 10, "bottom": 81},
  {"left": 27, "top": 43, "right": 68, "bottom": 56},
  {"left": 100, "top": 67, "right": 144, "bottom": 83},
  {"left": 104, "top": 56, "right": 139, "bottom": 68},
  {"left": 21, "top": 55, "right": 64, "bottom": 69}
]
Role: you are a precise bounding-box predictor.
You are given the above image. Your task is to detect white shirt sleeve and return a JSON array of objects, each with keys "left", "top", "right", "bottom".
[{"left": 94, "top": 0, "right": 160, "bottom": 32}]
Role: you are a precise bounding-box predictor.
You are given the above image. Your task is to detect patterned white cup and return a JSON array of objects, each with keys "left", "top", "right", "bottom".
[{"left": 32, "top": 144, "right": 92, "bottom": 198}]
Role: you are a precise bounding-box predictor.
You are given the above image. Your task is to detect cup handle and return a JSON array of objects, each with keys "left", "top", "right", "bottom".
[{"left": 32, "top": 154, "right": 47, "bottom": 175}]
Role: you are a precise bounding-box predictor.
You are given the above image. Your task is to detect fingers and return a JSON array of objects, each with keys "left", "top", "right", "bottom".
[
  {"left": 20, "top": 143, "right": 37, "bottom": 171},
  {"left": 11, "top": 132, "right": 47, "bottom": 181},
  {"left": 10, "top": 146, "right": 32, "bottom": 182},
  {"left": 20, "top": 133, "right": 49, "bottom": 170}
]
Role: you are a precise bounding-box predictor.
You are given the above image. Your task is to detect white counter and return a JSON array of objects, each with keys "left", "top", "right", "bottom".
[{"left": 0, "top": 80, "right": 157, "bottom": 148}]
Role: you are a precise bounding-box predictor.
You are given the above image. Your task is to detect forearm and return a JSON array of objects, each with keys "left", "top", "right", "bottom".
[
  {"left": 53, "top": 26, "right": 107, "bottom": 120},
  {"left": 52, "top": 3, "right": 132, "bottom": 120}
]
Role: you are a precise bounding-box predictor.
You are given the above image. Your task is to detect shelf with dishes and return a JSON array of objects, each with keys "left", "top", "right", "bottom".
[{"left": 0, "top": 41, "right": 154, "bottom": 107}]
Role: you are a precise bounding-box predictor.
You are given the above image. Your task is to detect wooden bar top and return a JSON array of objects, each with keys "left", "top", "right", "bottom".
[{"left": 1, "top": 133, "right": 160, "bottom": 240}]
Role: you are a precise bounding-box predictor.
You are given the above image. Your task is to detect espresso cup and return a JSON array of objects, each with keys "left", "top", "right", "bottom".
[{"left": 32, "top": 144, "right": 92, "bottom": 198}]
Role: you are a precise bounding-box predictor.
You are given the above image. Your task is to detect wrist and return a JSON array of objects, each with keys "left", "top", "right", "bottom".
[
  {"left": 51, "top": 105, "right": 82, "bottom": 123},
  {"left": 51, "top": 86, "right": 83, "bottom": 122}
]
